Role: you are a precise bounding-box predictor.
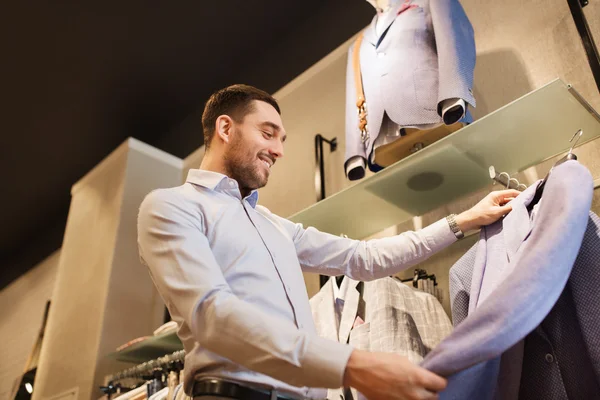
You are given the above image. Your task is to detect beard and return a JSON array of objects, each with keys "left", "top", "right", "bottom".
[{"left": 223, "top": 130, "right": 269, "bottom": 192}]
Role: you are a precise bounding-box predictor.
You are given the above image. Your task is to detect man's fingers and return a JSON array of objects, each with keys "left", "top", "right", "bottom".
[
  {"left": 415, "top": 368, "right": 447, "bottom": 392},
  {"left": 499, "top": 197, "right": 516, "bottom": 206},
  {"left": 498, "top": 203, "right": 513, "bottom": 215},
  {"left": 493, "top": 189, "right": 521, "bottom": 202},
  {"left": 409, "top": 387, "right": 440, "bottom": 400}
]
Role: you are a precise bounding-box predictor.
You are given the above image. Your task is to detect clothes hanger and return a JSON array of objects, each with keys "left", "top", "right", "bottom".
[{"left": 527, "top": 129, "right": 582, "bottom": 211}]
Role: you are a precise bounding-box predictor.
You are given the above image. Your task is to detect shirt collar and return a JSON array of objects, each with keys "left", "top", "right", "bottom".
[{"left": 186, "top": 169, "right": 259, "bottom": 208}]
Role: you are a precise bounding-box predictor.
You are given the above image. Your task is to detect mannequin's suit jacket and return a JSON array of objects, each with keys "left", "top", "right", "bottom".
[
  {"left": 420, "top": 161, "right": 598, "bottom": 399},
  {"left": 345, "top": 0, "right": 476, "bottom": 169},
  {"left": 310, "top": 276, "right": 451, "bottom": 400}
]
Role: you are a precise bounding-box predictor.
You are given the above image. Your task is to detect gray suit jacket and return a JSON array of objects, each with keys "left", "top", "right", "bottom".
[
  {"left": 310, "top": 276, "right": 451, "bottom": 399},
  {"left": 420, "top": 161, "right": 595, "bottom": 399},
  {"left": 450, "top": 212, "right": 600, "bottom": 399},
  {"left": 345, "top": 0, "right": 476, "bottom": 169}
]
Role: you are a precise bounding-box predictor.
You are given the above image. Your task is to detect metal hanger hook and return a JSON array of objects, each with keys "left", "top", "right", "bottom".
[
  {"left": 569, "top": 129, "right": 583, "bottom": 154},
  {"left": 498, "top": 172, "right": 510, "bottom": 189}
]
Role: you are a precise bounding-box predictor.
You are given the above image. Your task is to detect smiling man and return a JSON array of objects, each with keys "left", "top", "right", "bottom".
[{"left": 137, "top": 84, "right": 520, "bottom": 400}]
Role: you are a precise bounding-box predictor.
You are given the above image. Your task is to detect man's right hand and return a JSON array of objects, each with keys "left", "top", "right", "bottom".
[{"left": 343, "top": 349, "right": 447, "bottom": 400}]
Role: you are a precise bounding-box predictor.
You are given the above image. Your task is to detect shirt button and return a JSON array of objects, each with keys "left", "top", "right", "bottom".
[
  {"left": 377, "top": 52, "right": 385, "bottom": 58},
  {"left": 545, "top": 353, "right": 554, "bottom": 363}
]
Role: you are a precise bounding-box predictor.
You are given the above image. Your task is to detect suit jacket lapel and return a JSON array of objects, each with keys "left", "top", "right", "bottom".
[
  {"left": 468, "top": 234, "right": 488, "bottom": 314},
  {"left": 339, "top": 278, "right": 361, "bottom": 343},
  {"left": 363, "top": 15, "right": 379, "bottom": 47},
  {"left": 503, "top": 181, "right": 539, "bottom": 262},
  {"left": 312, "top": 278, "right": 338, "bottom": 342},
  {"left": 364, "top": 2, "right": 406, "bottom": 47},
  {"left": 470, "top": 182, "right": 541, "bottom": 311}
]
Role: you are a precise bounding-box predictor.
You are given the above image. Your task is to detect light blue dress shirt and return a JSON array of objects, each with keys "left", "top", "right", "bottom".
[{"left": 137, "top": 169, "right": 457, "bottom": 398}]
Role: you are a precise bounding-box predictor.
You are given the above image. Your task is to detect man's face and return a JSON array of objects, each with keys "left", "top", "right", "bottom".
[{"left": 223, "top": 100, "right": 286, "bottom": 193}]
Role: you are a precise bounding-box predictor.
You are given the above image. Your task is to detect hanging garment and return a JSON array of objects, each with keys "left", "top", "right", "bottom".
[
  {"left": 175, "top": 384, "right": 188, "bottom": 400},
  {"left": 421, "top": 160, "right": 595, "bottom": 399},
  {"left": 452, "top": 216, "right": 600, "bottom": 399},
  {"left": 146, "top": 376, "right": 164, "bottom": 398},
  {"left": 112, "top": 384, "right": 148, "bottom": 400},
  {"left": 129, "top": 390, "right": 148, "bottom": 400},
  {"left": 148, "top": 387, "right": 169, "bottom": 400},
  {"left": 172, "top": 384, "right": 182, "bottom": 400},
  {"left": 310, "top": 276, "right": 452, "bottom": 399},
  {"left": 345, "top": 0, "right": 476, "bottom": 179},
  {"left": 166, "top": 370, "right": 179, "bottom": 400}
]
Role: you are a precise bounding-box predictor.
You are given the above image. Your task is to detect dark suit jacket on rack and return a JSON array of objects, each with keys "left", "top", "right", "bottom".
[{"left": 420, "top": 161, "right": 597, "bottom": 399}]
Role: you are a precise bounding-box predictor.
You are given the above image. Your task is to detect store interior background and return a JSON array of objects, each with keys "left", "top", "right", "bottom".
[{"left": 1, "top": 1, "right": 600, "bottom": 400}]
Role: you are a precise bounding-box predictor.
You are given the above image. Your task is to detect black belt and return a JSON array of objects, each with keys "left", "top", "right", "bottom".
[{"left": 192, "top": 378, "right": 304, "bottom": 400}]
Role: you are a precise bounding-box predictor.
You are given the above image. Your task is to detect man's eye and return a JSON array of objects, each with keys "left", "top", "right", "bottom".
[{"left": 263, "top": 131, "right": 273, "bottom": 138}]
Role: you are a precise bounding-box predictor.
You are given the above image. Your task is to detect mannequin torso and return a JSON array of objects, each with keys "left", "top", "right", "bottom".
[{"left": 345, "top": 0, "right": 474, "bottom": 178}]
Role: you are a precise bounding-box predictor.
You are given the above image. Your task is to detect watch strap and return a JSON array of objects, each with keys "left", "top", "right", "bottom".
[{"left": 446, "top": 214, "right": 464, "bottom": 239}]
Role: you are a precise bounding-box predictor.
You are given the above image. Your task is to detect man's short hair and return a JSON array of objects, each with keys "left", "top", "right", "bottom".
[{"left": 201, "top": 84, "right": 281, "bottom": 150}]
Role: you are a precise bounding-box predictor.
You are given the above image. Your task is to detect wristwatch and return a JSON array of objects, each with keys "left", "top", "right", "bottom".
[{"left": 446, "top": 214, "right": 464, "bottom": 239}]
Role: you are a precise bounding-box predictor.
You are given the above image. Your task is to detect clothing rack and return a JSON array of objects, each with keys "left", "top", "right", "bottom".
[
  {"left": 489, "top": 130, "right": 590, "bottom": 193},
  {"left": 397, "top": 268, "right": 437, "bottom": 288},
  {"left": 488, "top": 166, "right": 528, "bottom": 191},
  {"left": 107, "top": 350, "right": 185, "bottom": 382},
  {"left": 396, "top": 269, "right": 442, "bottom": 302}
]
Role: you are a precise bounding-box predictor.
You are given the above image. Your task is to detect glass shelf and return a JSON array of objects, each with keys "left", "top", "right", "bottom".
[
  {"left": 288, "top": 79, "right": 600, "bottom": 239},
  {"left": 108, "top": 332, "right": 183, "bottom": 364}
]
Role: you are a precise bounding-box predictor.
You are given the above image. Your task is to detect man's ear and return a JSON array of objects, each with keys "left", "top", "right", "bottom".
[{"left": 215, "top": 115, "right": 234, "bottom": 144}]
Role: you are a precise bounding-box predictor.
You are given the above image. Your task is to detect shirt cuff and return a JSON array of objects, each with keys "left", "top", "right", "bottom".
[
  {"left": 420, "top": 218, "right": 457, "bottom": 251},
  {"left": 302, "top": 335, "right": 354, "bottom": 388}
]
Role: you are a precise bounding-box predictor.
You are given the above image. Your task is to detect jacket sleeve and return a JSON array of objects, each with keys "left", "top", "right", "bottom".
[
  {"left": 449, "top": 243, "right": 478, "bottom": 327},
  {"left": 430, "top": 0, "right": 476, "bottom": 115}
]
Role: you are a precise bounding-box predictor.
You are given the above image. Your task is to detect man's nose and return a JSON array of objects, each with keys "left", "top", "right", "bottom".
[{"left": 269, "top": 140, "right": 284, "bottom": 159}]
